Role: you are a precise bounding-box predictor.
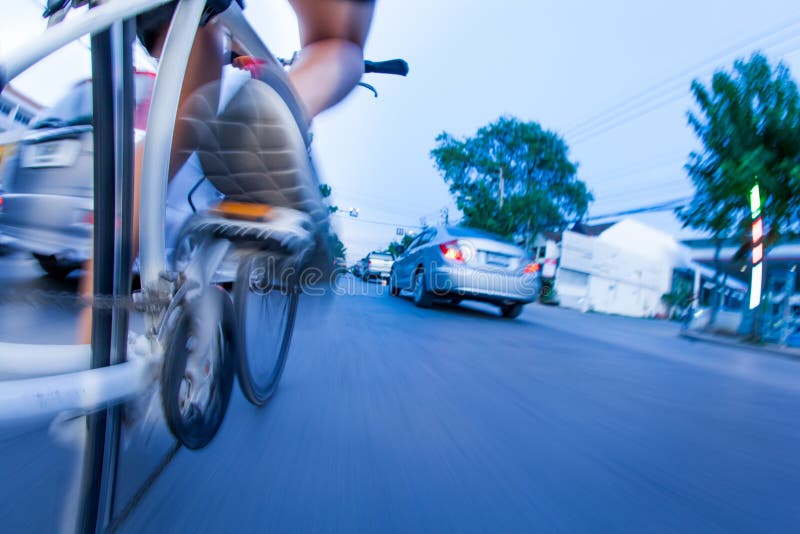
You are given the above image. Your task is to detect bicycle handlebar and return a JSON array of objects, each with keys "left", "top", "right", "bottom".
[{"left": 364, "top": 59, "right": 409, "bottom": 77}]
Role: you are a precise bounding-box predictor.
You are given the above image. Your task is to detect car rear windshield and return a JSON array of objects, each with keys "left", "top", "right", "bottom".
[
  {"left": 370, "top": 253, "right": 393, "bottom": 260},
  {"left": 32, "top": 81, "right": 93, "bottom": 129},
  {"left": 447, "top": 226, "right": 513, "bottom": 244},
  {"left": 31, "top": 74, "right": 154, "bottom": 130}
]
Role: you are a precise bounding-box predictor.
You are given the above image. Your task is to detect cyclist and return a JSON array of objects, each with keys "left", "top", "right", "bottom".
[{"left": 77, "top": 0, "right": 377, "bottom": 343}]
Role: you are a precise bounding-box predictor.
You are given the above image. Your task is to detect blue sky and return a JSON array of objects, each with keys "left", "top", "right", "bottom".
[{"left": 3, "top": 0, "right": 800, "bottom": 261}]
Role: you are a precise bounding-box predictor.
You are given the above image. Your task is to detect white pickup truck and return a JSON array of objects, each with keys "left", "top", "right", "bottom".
[{"left": 361, "top": 251, "right": 394, "bottom": 281}]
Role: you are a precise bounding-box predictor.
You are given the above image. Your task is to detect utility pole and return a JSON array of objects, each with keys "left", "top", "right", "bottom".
[
  {"left": 498, "top": 167, "right": 505, "bottom": 209},
  {"left": 440, "top": 207, "right": 449, "bottom": 226}
]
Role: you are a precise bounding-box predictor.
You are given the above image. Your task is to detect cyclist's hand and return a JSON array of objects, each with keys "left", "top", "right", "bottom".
[{"left": 232, "top": 55, "right": 267, "bottom": 78}]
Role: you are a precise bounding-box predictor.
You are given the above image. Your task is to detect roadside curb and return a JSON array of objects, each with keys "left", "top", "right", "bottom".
[{"left": 679, "top": 330, "right": 800, "bottom": 361}]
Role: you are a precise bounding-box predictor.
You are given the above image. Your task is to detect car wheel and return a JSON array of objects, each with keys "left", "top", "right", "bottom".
[
  {"left": 389, "top": 271, "right": 400, "bottom": 296},
  {"left": 412, "top": 270, "right": 433, "bottom": 308},
  {"left": 501, "top": 303, "right": 524, "bottom": 319},
  {"left": 33, "top": 253, "right": 78, "bottom": 280}
]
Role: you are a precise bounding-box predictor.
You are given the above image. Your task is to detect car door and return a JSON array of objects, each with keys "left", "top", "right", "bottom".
[
  {"left": 394, "top": 233, "right": 421, "bottom": 288},
  {"left": 399, "top": 229, "right": 435, "bottom": 288}
]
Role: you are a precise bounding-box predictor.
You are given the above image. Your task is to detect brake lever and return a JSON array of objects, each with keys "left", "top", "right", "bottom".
[
  {"left": 358, "top": 82, "right": 378, "bottom": 98},
  {"left": 277, "top": 51, "right": 299, "bottom": 67}
]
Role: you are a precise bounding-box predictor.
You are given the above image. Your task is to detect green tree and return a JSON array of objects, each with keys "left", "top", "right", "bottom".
[
  {"left": 329, "top": 233, "right": 347, "bottom": 260},
  {"left": 387, "top": 233, "right": 415, "bottom": 258},
  {"left": 319, "top": 184, "right": 346, "bottom": 259},
  {"left": 430, "top": 116, "right": 592, "bottom": 246},
  {"left": 319, "top": 184, "right": 339, "bottom": 214},
  {"left": 678, "top": 53, "right": 800, "bottom": 332}
]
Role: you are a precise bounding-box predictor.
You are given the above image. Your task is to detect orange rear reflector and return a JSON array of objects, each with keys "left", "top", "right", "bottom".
[
  {"left": 210, "top": 201, "right": 273, "bottom": 221},
  {"left": 524, "top": 263, "right": 540, "bottom": 274}
]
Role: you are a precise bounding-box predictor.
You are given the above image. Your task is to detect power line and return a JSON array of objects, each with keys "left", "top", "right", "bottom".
[
  {"left": 563, "top": 34, "right": 800, "bottom": 145},
  {"left": 332, "top": 212, "right": 423, "bottom": 229},
  {"left": 569, "top": 39, "right": 800, "bottom": 145},
  {"left": 596, "top": 177, "right": 691, "bottom": 202},
  {"left": 332, "top": 186, "right": 439, "bottom": 215},
  {"left": 564, "top": 13, "right": 800, "bottom": 139},
  {"left": 586, "top": 197, "right": 691, "bottom": 221},
  {"left": 586, "top": 156, "right": 686, "bottom": 186}
]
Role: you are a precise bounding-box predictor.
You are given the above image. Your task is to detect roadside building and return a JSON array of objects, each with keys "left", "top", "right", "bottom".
[
  {"left": 683, "top": 237, "right": 800, "bottom": 342},
  {"left": 0, "top": 85, "right": 42, "bottom": 132},
  {"left": 534, "top": 219, "right": 746, "bottom": 318},
  {"left": 0, "top": 86, "right": 43, "bottom": 173}
]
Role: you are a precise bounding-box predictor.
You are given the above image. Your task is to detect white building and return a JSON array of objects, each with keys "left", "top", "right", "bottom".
[
  {"left": 537, "top": 219, "right": 746, "bottom": 318},
  {"left": 0, "top": 85, "right": 42, "bottom": 132}
]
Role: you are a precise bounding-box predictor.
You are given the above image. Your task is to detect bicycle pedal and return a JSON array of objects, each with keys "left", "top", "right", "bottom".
[
  {"left": 183, "top": 206, "right": 315, "bottom": 255},
  {"left": 209, "top": 200, "right": 274, "bottom": 222}
]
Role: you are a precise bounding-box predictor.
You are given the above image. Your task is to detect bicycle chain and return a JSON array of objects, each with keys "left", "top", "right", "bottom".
[{"left": 0, "top": 287, "right": 170, "bottom": 311}]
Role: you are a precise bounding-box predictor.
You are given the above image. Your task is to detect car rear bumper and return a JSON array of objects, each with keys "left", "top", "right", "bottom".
[
  {"left": 365, "top": 268, "right": 391, "bottom": 278},
  {"left": 429, "top": 264, "right": 539, "bottom": 304},
  {"left": 0, "top": 193, "right": 92, "bottom": 261}
]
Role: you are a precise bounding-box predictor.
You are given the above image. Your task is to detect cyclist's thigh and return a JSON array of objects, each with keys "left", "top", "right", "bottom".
[{"left": 289, "top": 0, "right": 376, "bottom": 47}]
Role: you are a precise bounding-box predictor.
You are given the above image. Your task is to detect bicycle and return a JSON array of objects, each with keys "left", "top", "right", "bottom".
[{"left": 0, "top": 0, "right": 406, "bottom": 530}]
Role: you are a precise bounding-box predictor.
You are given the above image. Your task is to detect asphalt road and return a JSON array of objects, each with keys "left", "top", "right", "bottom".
[{"left": 2, "top": 253, "right": 800, "bottom": 532}]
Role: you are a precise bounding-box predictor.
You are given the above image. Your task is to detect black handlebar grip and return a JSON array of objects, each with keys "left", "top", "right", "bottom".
[{"left": 364, "top": 59, "right": 409, "bottom": 77}]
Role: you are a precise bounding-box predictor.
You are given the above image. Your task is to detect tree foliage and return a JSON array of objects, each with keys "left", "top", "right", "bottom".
[
  {"left": 678, "top": 53, "right": 800, "bottom": 244},
  {"left": 387, "top": 233, "right": 415, "bottom": 258},
  {"left": 430, "top": 116, "right": 592, "bottom": 244},
  {"left": 319, "top": 184, "right": 345, "bottom": 259},
  {"left": 328, "top": 233, "right": 347, "bottom": 260},
  {"left": 319, "top": 184, "right": 339, "bottom": 214}
]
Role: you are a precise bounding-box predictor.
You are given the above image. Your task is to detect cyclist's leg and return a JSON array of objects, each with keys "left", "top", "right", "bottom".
[
  {"left": 76, "top": 143, "right": 144, "bottom": 344},
  {"left": 287, "top": 0, "right": 375, "bottom": 118},
  {"left": 146, "top": 23, "right": 226, "bottom": 176},
  {"left": 77, "top": 25, "right": 224, "bottom": 344},
  {"left": 80, "top": 0, "right": 376, "bottom": 336}
]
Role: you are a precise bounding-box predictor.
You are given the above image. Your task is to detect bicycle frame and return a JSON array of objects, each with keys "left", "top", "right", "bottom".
[{"left": 0, "top": 0, "right": 286, "bottom": 424}]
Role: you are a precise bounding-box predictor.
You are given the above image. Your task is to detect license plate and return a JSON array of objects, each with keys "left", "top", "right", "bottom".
[
  {"left": 22, "top": 140, "right": 81, "bottom": 168},
  {"left": 486, "top": 252, "right": 510, "bottom": 267}
]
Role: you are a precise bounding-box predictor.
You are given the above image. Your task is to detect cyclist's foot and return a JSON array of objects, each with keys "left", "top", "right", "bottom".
[{"left": 178, "top": 77, "right": 327, "bottom": 227}]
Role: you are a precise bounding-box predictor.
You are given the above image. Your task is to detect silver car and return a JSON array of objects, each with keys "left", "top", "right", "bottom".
[
  {"left": 361, "top": 251, "right": 394, "bottom": 281},
  {"left": 388, "top": 226, "right": 541, "bottom": 318},
  {"left": 0, "top": 73, "right": 154, "bottom": 278}
]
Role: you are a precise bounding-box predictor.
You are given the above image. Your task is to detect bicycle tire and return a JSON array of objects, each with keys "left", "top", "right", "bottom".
[
  {"left": 234, "top": 252, "right": 299, "bottom": 406},
  {"left": 161, "top": 286, "right": 237, "bottom": 450}
]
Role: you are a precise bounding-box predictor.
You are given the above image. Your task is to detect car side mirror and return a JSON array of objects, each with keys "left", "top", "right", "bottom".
[{"left": 396, "top": 245, "right": 405, "bottom": 255}]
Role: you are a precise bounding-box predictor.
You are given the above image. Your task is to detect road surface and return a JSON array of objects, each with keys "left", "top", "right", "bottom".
[{"left": 1, "top": 253, "right": 799, "bottom": 532}]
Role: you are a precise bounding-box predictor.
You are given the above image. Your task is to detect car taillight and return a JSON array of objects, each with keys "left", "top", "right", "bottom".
[
  {"left": 439, "top": 240, "right": 464, "bottom": 262},
  {"left": 523, "top": 263, "right": 540, "bottom": 274}
]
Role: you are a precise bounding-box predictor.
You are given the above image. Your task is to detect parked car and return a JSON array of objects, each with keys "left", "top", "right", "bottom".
[
  {"left": 333, "top": 257, "right": 347, "bottom": 274},
  {"left": 389, "top": 226, "right": 541, "bottom": 318},
  {"left": 0, "top": 72, "right": 154, "bottom": 278},
  {"left": 0, "top": 135, "right": 23, "bottom": 250},
  {"left": 361, "top": 251, "right": 394, "bottom": 281}
]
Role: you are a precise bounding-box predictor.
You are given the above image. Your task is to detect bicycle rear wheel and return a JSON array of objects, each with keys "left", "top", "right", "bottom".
[{"left": 234, "top": 252, "right": 299, "bottom": 406}]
